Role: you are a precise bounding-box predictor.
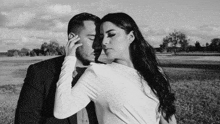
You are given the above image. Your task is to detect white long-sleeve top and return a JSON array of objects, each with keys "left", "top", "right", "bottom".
[{"left": 54, "top": 56, "right": 161, "bottom": 124}]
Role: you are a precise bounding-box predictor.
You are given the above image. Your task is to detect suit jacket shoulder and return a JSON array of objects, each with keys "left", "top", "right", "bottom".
[
  {"left": 23, "top": 56, "right": 65, "bottom": 94},
  {"left": 31, "top": 55, "right": 65, "bottom": 74},
  {"left": 15, "top": 55, "right": 76, "bottom": 124}
]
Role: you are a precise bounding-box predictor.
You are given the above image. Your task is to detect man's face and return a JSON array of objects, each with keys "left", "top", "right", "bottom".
[{"left": 75, "top": 20, "right": 101, "bottom": 64}]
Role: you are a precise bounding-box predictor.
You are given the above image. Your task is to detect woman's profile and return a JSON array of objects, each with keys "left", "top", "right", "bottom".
[{"left": 54, "top": 12, "right": 176, "bottom": 124}]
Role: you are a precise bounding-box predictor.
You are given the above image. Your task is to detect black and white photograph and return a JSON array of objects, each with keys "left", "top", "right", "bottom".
[{"left": 0, "top": 0, "right": 219, "bottom": 124}]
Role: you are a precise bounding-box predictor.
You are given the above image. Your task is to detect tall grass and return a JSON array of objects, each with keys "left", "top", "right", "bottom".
[{"left": 164, "top": 67, "right": 220, "bottom": 124}]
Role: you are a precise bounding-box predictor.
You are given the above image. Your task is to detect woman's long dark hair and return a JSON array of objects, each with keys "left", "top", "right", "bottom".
[{"left": 101, "top": 12, "right": 176, "bottom": 122}]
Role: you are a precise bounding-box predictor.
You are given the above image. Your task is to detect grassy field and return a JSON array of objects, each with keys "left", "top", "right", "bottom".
[{"left": 0, "top": 55, "right": 220, "bottom": 124}]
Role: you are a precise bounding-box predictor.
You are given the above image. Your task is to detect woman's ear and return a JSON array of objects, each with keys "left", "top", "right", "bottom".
[{"left": 128, "top": 31, "right": 135, "bottom": 43}]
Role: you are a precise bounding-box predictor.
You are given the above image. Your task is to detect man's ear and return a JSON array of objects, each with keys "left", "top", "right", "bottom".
[
  {"left": 128, "top": 31, "right": 135, "bottom": 43},
  {"left": 68, "top": 32, "right": 76, "bottom": 40}
]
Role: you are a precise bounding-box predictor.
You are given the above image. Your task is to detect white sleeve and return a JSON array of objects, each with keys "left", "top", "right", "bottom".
[{"left": 54, "top": 56, "right": 99, "bottom": 119}]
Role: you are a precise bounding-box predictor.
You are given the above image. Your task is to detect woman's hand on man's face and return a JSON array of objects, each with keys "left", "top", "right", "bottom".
[{"left": 65, "top": 33, "right": 82, "bottom": 56}]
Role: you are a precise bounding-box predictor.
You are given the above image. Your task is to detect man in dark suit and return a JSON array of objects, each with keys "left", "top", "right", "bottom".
[{"left": 15, "top": 13, "right": 102, "bottom": 124}]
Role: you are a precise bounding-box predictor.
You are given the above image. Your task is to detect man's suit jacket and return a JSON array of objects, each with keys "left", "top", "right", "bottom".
[{"left": 15, "top": 56, "right": 98, "bottom": 124}]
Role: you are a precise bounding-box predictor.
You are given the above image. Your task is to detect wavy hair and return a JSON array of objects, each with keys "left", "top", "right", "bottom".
[{"left": 100, "top": 12, "right": 176, "bottom": 122}]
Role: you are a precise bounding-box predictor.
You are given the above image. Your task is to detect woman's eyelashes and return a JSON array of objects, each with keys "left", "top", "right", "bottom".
[
  {"left": 88, "top": 36, "right": 95, "bottom": 41},
  {"left": 108, "top": 33, "right": 115, "bottom": 37},
  {"left": 89, "top": 38, "right": 95, "bottom": 41},
  {"left": 99, "top": 32, "right": 115, "bottom": 40}
]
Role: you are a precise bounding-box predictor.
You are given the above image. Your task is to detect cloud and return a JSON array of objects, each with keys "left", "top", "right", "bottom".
[
  {"left": 50, "top": 20, "right": 67, "bottom": 31},
  {"left": 4, "top": 11, "right": 36, "bottom": 27},
  {"left": 198, "top": 25, "right": 220, "bottom": 36},
  {"left": 96, "top": 0, "right": 119, "bottom": 12},
  {"left": 145, "top": 35, "right": 166, "bottom": 47},
  {"left": 0, "top": 3, "right": 79, "bottom": 31},
  {"left": 0, "top": 12, "right": 7, "bottom": 26},
  {"left": 80, "top": 0, "right": 121, "bottom": 13},
  {"left": 0, "top": 28, "right": 66, "bottom": 41},
  {"left": 0, "top": 3, "right": 81, "bottom": 51},
  {"left": 41, "top": 4, "right": 80, "bottom": 21},
  {"left": 0, "top": 0, "right": 48, "bottom": 8},
  {"left": 140, "top": 26, "right": 175, "bottom": 47},
  {"left": 187, "top": 36, "right": 203, "bottom": 45},
  {"left": 40, "top": 15, "right": 53, "bottom": 20},
  {"left": 0, "top": 27, "right": 67, "bottom": 51},
  {"left": 23, "top": 16, "right": 68, "bottom": 31},
  {"left": 25, "top": 4, "right": 79, "bottom": 30},
  {"left": 181, "top": 24, "right": 220, "bottom": 37},
  {"left": 141, "top": 26, "right": 174, "bottom": 36},
  {"left": 46, "top": 4, "right": 73, "bottom": 15},
  {"left": 46, "top": 4, "right": 80, "bottom": 15}
]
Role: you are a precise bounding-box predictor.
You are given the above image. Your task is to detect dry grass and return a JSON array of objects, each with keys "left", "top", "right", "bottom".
[
  {"left": 0, "top": 56, "right": 54, "bottom": 124},
  {"left": 163, "top": 67, "right": 220, "bottom": 124},
  {"left": 0, "top": 84, "right": 22, "bottom": 124},
  {"left": 0, "top": 55, "right": 220, "bottom": 124},
  {"left": 173, "top": 80, "right": 220, "bottom": 124}
]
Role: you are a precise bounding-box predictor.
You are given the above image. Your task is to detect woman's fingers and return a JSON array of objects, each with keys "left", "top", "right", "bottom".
[
  {"left": 75, "top": 43, "right": 83, "bottom": 48},
  {"left": 66, "top": 35, "right": 79, "bottom": 48},
  {"left": 65, "top": 35, "right": 78, "bottom": 53},
  {"left": 69, "top": 37, "right": 80, "bottom": 48},
  {"left": 65, "top": 34, "right": 82, "bottom": 56}
]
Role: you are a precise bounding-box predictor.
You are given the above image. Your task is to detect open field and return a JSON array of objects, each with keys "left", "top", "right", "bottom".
[{"left": 0, "top": 55, "right": 220, "bottom": 124}]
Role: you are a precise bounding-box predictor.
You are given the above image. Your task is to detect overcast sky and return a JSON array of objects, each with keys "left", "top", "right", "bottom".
[{"left": 0, "top": 0, "right": 220, "bottom": 52}]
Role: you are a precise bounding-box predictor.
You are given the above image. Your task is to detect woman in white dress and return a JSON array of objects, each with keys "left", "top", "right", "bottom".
[{"left": 54, "top": 12, "right": 176, "bottom": 124}]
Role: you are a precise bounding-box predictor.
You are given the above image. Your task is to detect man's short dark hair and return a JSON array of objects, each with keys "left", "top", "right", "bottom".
[{"left": 67, "top": 12, "right": 100, "bottom": 35}]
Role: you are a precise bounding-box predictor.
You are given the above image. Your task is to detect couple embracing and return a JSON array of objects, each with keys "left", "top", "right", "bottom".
[{"left": 15, "top": 12, "right": 176, "bottom": 124}]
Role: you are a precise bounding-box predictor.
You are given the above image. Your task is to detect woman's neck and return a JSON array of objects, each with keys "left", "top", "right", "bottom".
[{"left": 114, "top": 59, "right": 134, "bottom": 68}]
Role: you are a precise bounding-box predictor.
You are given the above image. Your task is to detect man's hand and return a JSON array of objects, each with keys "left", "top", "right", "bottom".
[{"left": 65, "top": 33, "right": 82, "bottom": 56}]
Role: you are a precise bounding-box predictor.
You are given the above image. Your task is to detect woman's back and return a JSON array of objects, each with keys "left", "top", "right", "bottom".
[{"left": 84, "top": 63, "right": 161, "bottom": 124}]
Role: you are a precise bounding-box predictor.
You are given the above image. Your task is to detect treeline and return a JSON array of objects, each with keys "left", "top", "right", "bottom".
[
  {"left": 158, "top": 30, "right": 220, "bottom": 54},
  {"left": 7, "top": 32, "right": 220, "bottom": 57},
  {"left": 7, "top": 41, "right": 65, "bottom": 57}
]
